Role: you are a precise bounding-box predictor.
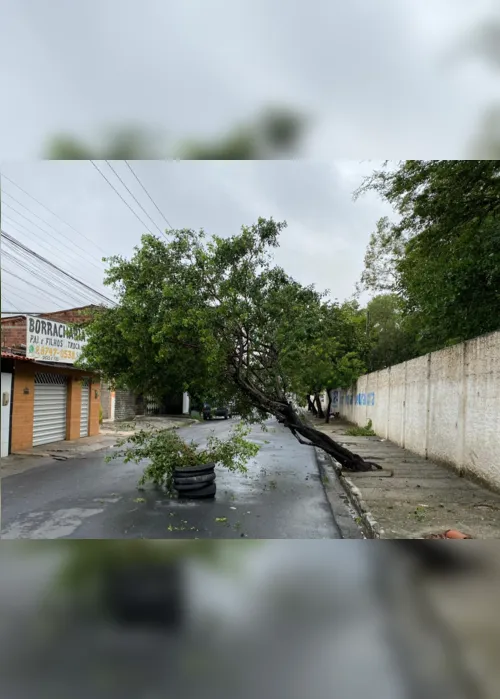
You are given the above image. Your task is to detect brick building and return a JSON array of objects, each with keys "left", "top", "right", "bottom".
[
  {"left": 1, "top": 305, "right": 190, "bottom": 455},
  {"left": 1, "top": 305, "right": 99, "bottom": 352},
  {"left": 1, "top": 306, "right": 101, "bottom": 456}
]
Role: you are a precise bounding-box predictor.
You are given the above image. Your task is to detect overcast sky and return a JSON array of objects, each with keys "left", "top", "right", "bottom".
[
  {"left": 1, "top": 160, "right": 393, "bottom": 313},
  {"left": 1, "top": 0, "right": 499, "bottom": 158}
]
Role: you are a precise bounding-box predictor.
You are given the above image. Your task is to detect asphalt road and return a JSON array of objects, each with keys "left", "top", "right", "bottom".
[{"left": 1, "top": 418, "right": 356, "bottom": 539}]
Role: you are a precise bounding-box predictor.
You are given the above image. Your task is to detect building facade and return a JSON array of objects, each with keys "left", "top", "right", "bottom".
[{"left": 1, "top": 306, "right": 101, "bottom": 455}]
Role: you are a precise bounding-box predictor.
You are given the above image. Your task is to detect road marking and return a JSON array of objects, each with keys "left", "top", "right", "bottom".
[{"left": 1, "top": 508, "right": 104, "bottom": 539}]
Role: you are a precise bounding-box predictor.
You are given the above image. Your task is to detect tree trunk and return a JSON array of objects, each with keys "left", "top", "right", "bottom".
[
  {"left": 232, "top": 372, "right": 382, "bottom": 473},
  {"left": 307, "top": 395, "right": 317, "bottom": 415},
  {"left": 314, "top": 393, "right": 324, "bottom": 419},
  {"left": 325, "top": 391, "right": 332, "bottom": 423}
]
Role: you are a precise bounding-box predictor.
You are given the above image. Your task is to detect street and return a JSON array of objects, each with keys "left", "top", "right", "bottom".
[{"left": 1, "top": 418, "right": 357, "bottom": 539}]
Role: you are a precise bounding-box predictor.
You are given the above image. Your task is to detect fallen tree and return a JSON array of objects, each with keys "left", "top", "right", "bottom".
[{"left": 81, "top": 218, "right": 380, "bottom": 472}]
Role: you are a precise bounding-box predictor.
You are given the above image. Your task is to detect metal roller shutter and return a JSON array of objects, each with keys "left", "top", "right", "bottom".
[
  {"left": 80, "top": 378, "right": 90, "bottom": 437},
  {"left": 33, "top": 373, "right": 68, "bottom": 446}
]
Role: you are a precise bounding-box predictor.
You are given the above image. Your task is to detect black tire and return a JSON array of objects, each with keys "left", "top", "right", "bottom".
[
  {"left": 173, "top": 462, "right": 215, "bottom": 476},
  {"left": 175, "top": 480, "right": 213, "bottom": 492},
  {"left": 177, "top": 482, "right": 216, "bottom": 499},
  {"left": 174, "top": 475, "right": 216, "bottom": 490},
  {"left": 174, "top": 472, "right": 216, "bottom": 486}
]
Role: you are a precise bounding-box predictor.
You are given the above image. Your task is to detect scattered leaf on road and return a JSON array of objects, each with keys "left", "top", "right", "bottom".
[
  {"left": 215, "top": 517, "right": 228, "bottom": 523},
  {"left": 134, "top": 497, "right": 146, "bottom": 503}
]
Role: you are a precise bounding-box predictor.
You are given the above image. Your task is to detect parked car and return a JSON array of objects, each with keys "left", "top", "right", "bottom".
[{"left": 202, "top": 404, "right": 232, "bottom": 420}]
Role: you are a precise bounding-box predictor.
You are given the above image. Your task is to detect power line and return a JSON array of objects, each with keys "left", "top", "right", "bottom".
[
  {"left": 105, "top": 161, "right": 166, "bottom": 238},
  {"left": 0, "top": 173, "right": 110, "bottom": 256},
  {"left": 2, "top": 263, "right": 94, "bottom": 308},
  {"left": 1, "top": 311, "right": 67, "bottom": 316},
  {"left": 89, "top": 160, "right": 154, "bottom": 235},
  {"left": 1, "top": 236, "right": 109, "bottom": 306},
  {"left": 2, "top": 248, "right": 107, "bottom": 308},
  {"left": 124, "top": 160, "right": 173, "bottom": 230},
  {"left": 1, "top": 280, "right": 55, "bottom": 310},
  {"left": 2, "top": 278, "right": 66, "bottom": 310},
  {"left": 2, "top": 192, "right": 106, "bottom": 271},
  {"left": 1, "top": 215, "right": 106, "bottom": 288},
  {"left": 1, "top": 230, "right": 115, "bottom": 306},
  {"left": 0, "top": 292, "right": 21, "bottom": 313},
  {"left": 1, "top": 231, "right": 111, "bottom": 304},
  {"left": 2, "top": 202, "right": 106, "bottom": 275}
]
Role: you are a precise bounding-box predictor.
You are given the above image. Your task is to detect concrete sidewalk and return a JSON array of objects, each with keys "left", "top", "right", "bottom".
[
  {"left": 1, "top": 416, "right": 197, "bottom": 479},
  {"left": 311, "top": 416, "right": 500, "bottom": 539}
]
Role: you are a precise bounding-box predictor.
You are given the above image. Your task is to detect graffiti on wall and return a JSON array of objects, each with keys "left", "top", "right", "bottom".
[{"left": 343, "top": 392, "right": 376, "bottom": 406}]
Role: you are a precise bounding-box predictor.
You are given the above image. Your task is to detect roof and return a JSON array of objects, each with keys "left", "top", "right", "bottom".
[
  {"left": 1, "top": 304, "right": 100, "bottom": 324},
  {"left": 1, "top": 351, "right": 35, "bottom": 362},
  {"left": 1, "top": 352, "right": 99, "bottom": 375}
]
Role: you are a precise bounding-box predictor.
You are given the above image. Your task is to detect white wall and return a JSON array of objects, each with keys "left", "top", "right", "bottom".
[
  {"left": 1, "top": 372, "right": 13, "bottom": 457},
  {"left": 332, "top": 330, "right": 500, "bottom": 490}
]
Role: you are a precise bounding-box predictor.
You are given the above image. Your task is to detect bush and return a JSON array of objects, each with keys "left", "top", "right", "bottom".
[
  {"left": 99, "top": 405, "right": 103, "bottom": 425},
  {"left": 106, "top": 422, "right": 260, "bottom": 494},
  {"left": 345, "top": 419, "right": 376, "bottom": 437}
]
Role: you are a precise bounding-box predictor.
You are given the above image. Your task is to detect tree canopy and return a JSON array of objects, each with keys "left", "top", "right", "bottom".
[
  {"left": 365, "top": 293, "right": 417, "bottom": 371},
  {"left": 356, "top": 160, "right": 500, "bottom": 354},
  {"left": 81, "top": 218, "right": 380, "bottom": 472}
]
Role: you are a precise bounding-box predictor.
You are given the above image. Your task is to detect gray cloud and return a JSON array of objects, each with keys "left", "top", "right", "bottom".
[
  {"left": 1, "top": 160, "right": 391, "bottom": 312},
  {"left": 1, "top": 0, "right": 499, "bottom": 158}
]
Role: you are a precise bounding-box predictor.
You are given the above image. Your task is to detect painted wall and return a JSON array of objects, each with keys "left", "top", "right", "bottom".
[
  {"left": 333, "top": 330, "right": 500, "bottom": 490},
  {"left": 1, "top": 372, "right": 13, "bottom": 457},
  {"left": 10, "top": 361, "right": 100, "bottom": 451}
]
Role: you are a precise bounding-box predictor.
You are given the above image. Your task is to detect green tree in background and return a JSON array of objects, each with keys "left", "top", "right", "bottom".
[
  {"left": 356, "top": 160, "right": 500, "bottom": 355},
  {"left": 44, "top": 108, "right": 307, "bottom": 160},
  {"left": 80, "top": 218, "right": 380, "bottom": 472},
  {"left": 365, "top": 294, "right": 417, "bottom": 371},
  {"left": 287, "top": 299, "right": 367, "bottom": 421}
]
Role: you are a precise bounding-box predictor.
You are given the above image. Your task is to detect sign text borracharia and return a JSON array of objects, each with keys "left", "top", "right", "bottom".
[{"left": 26, "top": 315, "right": 87, "bottom": 364}]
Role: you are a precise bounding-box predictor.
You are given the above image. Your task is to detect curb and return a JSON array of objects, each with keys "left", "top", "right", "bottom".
[
  {"left": 300, "top": 409, "right": 384, "bottom": 539},
  {"left": 314, "top": 448, "right": 365, "bottom": 539},
  {"left": 341, "top": 471, "right": 385, "bottom": 539},
  {"left": 316, "top": 448, "right": 385, "bottom": 539}
]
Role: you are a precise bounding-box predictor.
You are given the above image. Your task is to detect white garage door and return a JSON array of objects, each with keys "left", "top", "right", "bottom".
[
  {"left": 33, "top": 373, "right": 68, "bottom": 446},
  {"left": 80, "top": 378, "right": 90, "bottom": 437}
]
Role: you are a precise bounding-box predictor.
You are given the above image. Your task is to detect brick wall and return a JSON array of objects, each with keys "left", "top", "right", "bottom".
[
  {"left": 114, "top": 389, "right": 137, "bottom": 421},
  {"left": 1, "top": 316, "right": 27, "bottom": 350},
  {"left": 1, "top": 305, "right": 98, "bottom": 351}
]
